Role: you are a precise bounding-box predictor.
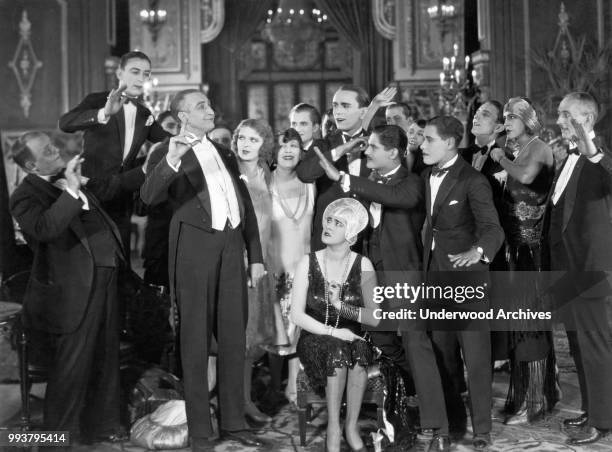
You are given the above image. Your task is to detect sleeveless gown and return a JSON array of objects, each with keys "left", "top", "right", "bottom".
[{"left": 296, "top": 253, "right": 376, "bottom": 396}]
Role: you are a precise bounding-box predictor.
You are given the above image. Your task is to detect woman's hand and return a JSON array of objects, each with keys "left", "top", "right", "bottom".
[
  {"left": 328, "top": 282, "right": 342, "bottom": 310},
  {"left": 331, "top": 328, "right": 365, "bottom": 342}
]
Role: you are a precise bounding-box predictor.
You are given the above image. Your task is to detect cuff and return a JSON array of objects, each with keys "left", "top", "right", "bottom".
[
  {"left": 331, "top": 147, "right": 340, "bottom": 162},
  {"left": 166, "top": 156, "right": 181, "bottom": 172},
  {"left": 588, "top": 151, "right": 604, "bottom": 163},
  {"left": 340, "top": 172, "right": 351, "bottom": 192},
  {"left": 97, "top": 108, "right": 110, "bottom": 124}
]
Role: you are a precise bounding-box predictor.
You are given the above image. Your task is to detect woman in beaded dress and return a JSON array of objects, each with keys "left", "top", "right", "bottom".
[
  {"left": 490, "top": 97, "right": 557, "bottom": 424},
  {"left": 291, "top": 198, "right": 380, "bottom": 452},
  {"left": 266, "top": 129, "right": 315, "bottom": 407},
  {"left": 232, "top": 118, "right": 277, "bottom": 423}
]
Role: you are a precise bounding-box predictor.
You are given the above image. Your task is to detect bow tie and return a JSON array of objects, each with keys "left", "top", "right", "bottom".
[
  {"left": 49, "top": 169, "right": 66, "bottom": 183},
  {"left": 123, "top": 96, "right": 139, "bottom": 106},
  {"left": 370, "top": 171, "right": 391, "bottom": 183},
  {"left": 343, "top": 131, "right": 363, "bottom": 142},
  {"left": 431, "top": 166, "right": 449, "bottom": 177},
  {"left": 475, "top": 144, "right": 489, "bottom": 155},
  {"left": 567, "top": 147, "right": 580, "bottom": 156}
]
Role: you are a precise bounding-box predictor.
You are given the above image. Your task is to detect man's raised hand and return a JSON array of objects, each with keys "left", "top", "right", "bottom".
[
  {"left": 314, "top": 146, "right": 341, "bottom": 181},
  {"left": 65, "top": 155, "right": 85, "bottom": 193},
  {"left": 103, "top": 81, "right": 128, "bottom": 119},
  {"left": 166, "top": 135, "right": 193, "bottom": 167}
]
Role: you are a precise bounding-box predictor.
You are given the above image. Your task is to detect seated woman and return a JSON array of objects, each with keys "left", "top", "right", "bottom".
[{"left": 291, "top": 198, "right": 380, "bottom": 452}]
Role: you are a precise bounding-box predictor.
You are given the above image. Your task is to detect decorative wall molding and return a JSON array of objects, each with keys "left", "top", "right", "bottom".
[
  {"left": 200, "top": 0, "right": 224, "bottom": 44},
  {"left": 8, "top": 10, "right": 43, "bottom": 118},
  {"left": 373, "top": 0, "right": 396, "bottom": 40},
  {"left": 58, "top": 0, "right": 69, "bottom": 114},
  {"left": 130, "top": 0, "right": 201, "bottom": 89}
]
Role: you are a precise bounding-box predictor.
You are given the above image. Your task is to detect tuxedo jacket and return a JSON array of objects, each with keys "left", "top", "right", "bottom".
[
  {"left": 423, "top": 156, "right": 504, "bottom": 272},
  {"left": 544, "top": 142, "right": 612, "bottom": 297},
  {"left": 296, "top": 131, "right": 369, "bottom": 249},
  {"left": 9, "top": 175, "right": 124, "bottom": 334},
  {"left": 59, "top": 92, "right": 168, "bottom": 218},
  {"left": 140, "top": 139, "right": 263, "bottom": 300},
  {"left": 348, "top": 166, "right": 425, "bottom": 272},
  {"left": 460, "top": 143, "right": 510, "bottom": 208}
]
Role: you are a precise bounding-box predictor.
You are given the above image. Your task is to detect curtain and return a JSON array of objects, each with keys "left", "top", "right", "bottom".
[
  {"left": 205, "top": 0, "right": 275, "bottom": 125},
  {"left": 314, "top": 0, "right": 393, "bottom": 96}
]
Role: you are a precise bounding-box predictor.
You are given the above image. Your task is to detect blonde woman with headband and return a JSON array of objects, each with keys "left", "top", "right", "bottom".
[
  {"left": 489, "top": 97, "right": 557, "bottom": 425},
  {"left": 291, "top": 198, "right": 380, "bottom": 452}
]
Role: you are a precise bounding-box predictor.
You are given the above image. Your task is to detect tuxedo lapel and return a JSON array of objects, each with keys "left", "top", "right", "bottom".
[
  {"left": 561, "top": 156, "right": 585, "bottom": 232},
  {"left": 26, "top": 176, "right": 92, "bottom": 256},
  {"left": 214, "top": 142, "right": 245, "bottom": 220},
  {"left": 182, "top": 149, "right": 212, "bottom": 220},
  {"left": 432, "top": 163, "right": 461, "bottom": 225},
  {"left": 82, "top": 187, "right": 126, "bottom": 258},
  {"left": 115, "top": 108, "right": 126, "bottom": 160},
  {"left": 125, "top": 105, "right": 149, "bottom": 163}
]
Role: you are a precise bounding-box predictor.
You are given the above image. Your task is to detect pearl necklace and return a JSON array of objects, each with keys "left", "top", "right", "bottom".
[{"left": 322, "top": 250, "right": 352, "bottom": 328}]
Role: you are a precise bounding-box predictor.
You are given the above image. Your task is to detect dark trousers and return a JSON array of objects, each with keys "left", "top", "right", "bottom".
[
  {"left": 563, "top": 297, "right": 612, "bottom": 429},
  {"left": 401, "top": 331, "right": 449, "bottom": 432},
  {"left": 176, "top": 224, "right": 247, "bottom": 438},
  {"left": 430, "top": 330, "right": 492, "bottom": 435},
  {"left": 44, "top": 267, "right": 120, "bottom": 439}
]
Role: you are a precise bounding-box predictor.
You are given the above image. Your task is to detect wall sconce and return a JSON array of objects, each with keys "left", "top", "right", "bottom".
[
  {"left": 427, "top": 0, "right": 459, "bottom": 39},
  {"left": 139, "top": 0, "right": 167, "bottom": 43}
]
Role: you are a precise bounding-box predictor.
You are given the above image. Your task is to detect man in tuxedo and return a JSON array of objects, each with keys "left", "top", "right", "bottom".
[
  {"left": 545, "top": 92, "right": 612, "bottom": 445},
  {"left": 289, "top": 102, "right": 322, "bottom": 154},
  {"left": 315, "top": 125, "right": 450, "bottom": 452},
  {"left": 460, "top": 100, "right": 507, "bottom": 209},
  {"left": 296, "top": 85, "right": 371, "bottom": 251},
  {"left": 59, "top": 51, "right": 169, "bottom": 253},
  {"left": 421, "top": 116, "right": 504, "bottom": 451},
  {"left": 140, "top": 89, "right": 265, "bottom": 451},
  {"left": 10, "top": 132, "right": 130, "bottom": 444}
]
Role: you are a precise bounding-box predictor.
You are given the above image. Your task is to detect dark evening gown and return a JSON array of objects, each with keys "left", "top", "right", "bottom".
[
  {"left": 500, "top": 140, "right": 558, "bottom": 418},
  {"left": 296, "top": 253, "right": 376, "bottom": 397}
]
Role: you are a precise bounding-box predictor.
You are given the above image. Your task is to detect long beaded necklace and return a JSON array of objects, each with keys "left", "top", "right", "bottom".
[{"left": 321, "top": 249, "right": 352, "bottom": 328}]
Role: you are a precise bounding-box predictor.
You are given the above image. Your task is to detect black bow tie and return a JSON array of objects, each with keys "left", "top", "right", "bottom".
[
  {"left": 567, "top": 147, "right": 580, "bottom": 156},
  {"left": 431, "top": 166, "right": 449, "bottom": 177},
  {"left": 343, "top": 131, "right": 363, "bottom": 142},
  {"left": 49, "top": 169, "right": 66, "bottom": 183},
  {"left": 370, "top": 171, "right": 391, "bottom": 183},
  {"left": 123, "top": 96, "right": 139, "bottom": 106},
  {"left": 475, "top": 144, "right": 489, "bottom": 155}
]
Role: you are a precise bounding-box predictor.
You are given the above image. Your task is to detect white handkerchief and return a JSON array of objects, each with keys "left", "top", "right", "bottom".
[
  {"left": 449, "top": 200, "right": 459, "bottom": 205},
  {"left": 145, "top": 115, "right": 154, "bottom": 127}
]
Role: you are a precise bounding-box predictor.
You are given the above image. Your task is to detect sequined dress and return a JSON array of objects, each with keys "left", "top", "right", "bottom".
[
  {"left": 296, "top": 253, "right": 375, "bottom": 396},
  {"left": 499, "top": 138, "right": 558, "bottom": 416}
]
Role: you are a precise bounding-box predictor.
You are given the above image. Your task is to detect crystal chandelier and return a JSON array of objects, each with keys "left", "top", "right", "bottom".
[{"left": 262, "top": 0, "right": 328, "bottom": 45}]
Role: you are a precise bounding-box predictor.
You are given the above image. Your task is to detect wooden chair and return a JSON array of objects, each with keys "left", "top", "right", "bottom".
[{"left": 296, "top": 367, "right": 385, "bottom": 446}]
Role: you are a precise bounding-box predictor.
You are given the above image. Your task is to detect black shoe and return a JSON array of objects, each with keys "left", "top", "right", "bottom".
[
  {"left": 473, "top": 433, "right": 491, "bottom": 450},
  {"left": 220, "top": 429, "right": 264, "bottom": 447},
  {"left": 563, "top": 412, "right": 588, "bottom": 427},
  {"left": 427, "top": 434, "right": 451, "bottom": 452},
  {"left": 566, "top": 426, "right": 610, "bottom": 445},
  {"left": 191, "top": 436, "right": 217, "bottom": 451}
]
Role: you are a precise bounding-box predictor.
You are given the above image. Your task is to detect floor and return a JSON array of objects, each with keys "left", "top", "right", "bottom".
[
  {"left": 1, "top": 330, "right": 611, "bottom": 452},
  {"left": 2, "top": 246, "right": 611, "bottom": 451}
]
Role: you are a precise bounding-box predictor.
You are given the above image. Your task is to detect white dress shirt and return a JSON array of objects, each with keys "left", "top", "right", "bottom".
[
  {"left": 471, "top": 139, "right": 496, "bottom": 172},
  {"left": 429, "top": 154, "right": 458, "bottom": 250},
  {"left": 97, "top": 102, "right": 137, "bottom": 161},
  {"left": 551, "top": 131, "right": 601, "bottom": 205},
  {"left": 369, "top": 165, "right": 401, "bottom": 228},
  {"left": 167, "top": 138, "right": 241, "bottom": 230},
  {"left": 331, "top": 130, "right": 365, "bottom": 176}
]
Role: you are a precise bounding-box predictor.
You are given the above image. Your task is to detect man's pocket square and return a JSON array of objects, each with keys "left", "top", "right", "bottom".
[{"left": 449, "top": 200, "right": 459, "bottom": 205}]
